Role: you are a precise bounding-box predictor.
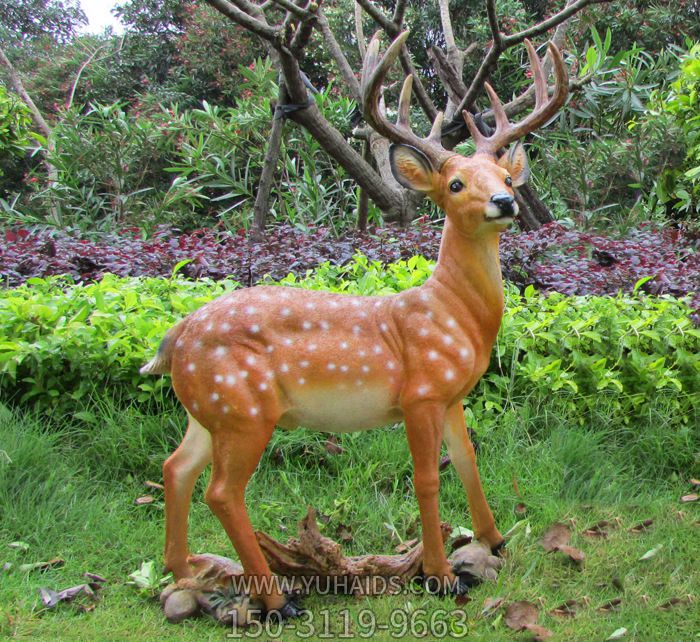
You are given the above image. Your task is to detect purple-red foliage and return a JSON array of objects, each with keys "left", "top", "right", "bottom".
[{"left": 1, "top": 223, "right": 698, "bottom": 307}]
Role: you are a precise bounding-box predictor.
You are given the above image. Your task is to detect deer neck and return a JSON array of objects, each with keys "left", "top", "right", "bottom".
[{"left": 428, "top": 217, "right": 505, "bottom": 344}]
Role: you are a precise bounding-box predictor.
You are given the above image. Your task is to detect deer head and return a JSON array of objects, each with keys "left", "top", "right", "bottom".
[{"left": 362, "top": 32, "right": 568, "bottom": 237}]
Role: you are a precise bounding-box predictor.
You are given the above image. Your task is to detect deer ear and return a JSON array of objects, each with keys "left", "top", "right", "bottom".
[
  {"left": 498, "top": 142, "right": 530, "bottom": 186},
  {"left": 390, "top": 144, "right": 436, "bottom": 192}
]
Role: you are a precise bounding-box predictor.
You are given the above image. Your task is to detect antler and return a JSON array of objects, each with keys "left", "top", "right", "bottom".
[
  {"left": 361, "top": 31, "right": 454, "bottom": 169},
  {"left": 463, "top": 39, "right": 569, "bottom": 155}
]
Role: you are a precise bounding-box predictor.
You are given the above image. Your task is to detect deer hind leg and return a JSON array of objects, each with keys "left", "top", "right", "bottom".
[
  {"left": 443, "top": 403, "right": 504, "bottom": 552},
  {"left": 205, "top": 422, "right": 293, "bottom": 614},
  {"left": 403, "top": 401, "right": 455, "bottom": 591},
  {"left": 163, "top": 414, "right": 212, "bottom": 579}
]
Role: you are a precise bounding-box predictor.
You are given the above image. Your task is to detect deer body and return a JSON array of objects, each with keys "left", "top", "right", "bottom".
[{"left": 144, "top": 32, "right": 568, "bottom": 616}]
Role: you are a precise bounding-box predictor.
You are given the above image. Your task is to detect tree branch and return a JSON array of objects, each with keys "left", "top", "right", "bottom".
[
  {"left": 355, "top": 1, "right": 366, "bottom": 59},
  {"left": 391, "top": 0, "right": 408, "bottom": 27},
  {"left": 205, "top": 0, "right": 280, "bottom": 42},
  {"left": 486, "top": 0, "right": 502, "bottom": 48},
  {"left": 317, "top": 10, "right": 361, "bottom": 101},
  {"left": 354, "top": 0, "right": 396, "bottom": 35}
]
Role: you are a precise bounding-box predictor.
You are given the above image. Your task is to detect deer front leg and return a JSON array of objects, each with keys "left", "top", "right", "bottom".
[
  {"left": 205, "top": 425, "right": 299, "bottom": 616},
  {"left": 443, "top": 403, "right": 504, "bottom": 552},
  {"left": 163, "top": 415, "right": 212, "bottom": 579},
  {"left": 403, "top": 402, "right": 455, "bottom": 592}
]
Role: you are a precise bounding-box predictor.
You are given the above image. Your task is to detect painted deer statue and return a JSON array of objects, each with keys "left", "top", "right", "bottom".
[{"left": 141, "top": 32, "right": 568, "bottom": 617}]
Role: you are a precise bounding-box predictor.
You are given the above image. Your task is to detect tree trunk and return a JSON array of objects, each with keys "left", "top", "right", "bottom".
[
  {"left": 516, "top": 182, "right": 555, "bottom": 230},
  {"left": 250, "top": 92, "right": 286, "bottom": 241}
]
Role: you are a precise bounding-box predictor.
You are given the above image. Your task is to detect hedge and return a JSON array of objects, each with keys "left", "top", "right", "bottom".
[{"left": 0, "top": 255, "right": 697, "bottom": 421}]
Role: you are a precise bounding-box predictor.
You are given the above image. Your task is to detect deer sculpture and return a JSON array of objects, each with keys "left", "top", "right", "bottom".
[{"left": 141, "top": 31, "right": 568, "bottom": 618}]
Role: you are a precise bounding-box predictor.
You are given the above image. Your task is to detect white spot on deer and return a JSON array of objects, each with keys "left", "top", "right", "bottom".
[
  {"left": 265, "top": 371, "right": 273, "bottom": 379},
  {"left": 280, "top": 363, "right": 289, "bottom": 373},
  {"left": 397, "top": 299, "right": 406, "bottom": 308},
  {"left": 359, "top": 350, "right": 367, "bottom": 357},
  {"left": 266, "top": 344, "right": 274, "bottom": 352},
  {"left": 380, "top": 323, "right": 389, "bottom": 332},
  {"left": 359, "top": 311, "right": 368, "bottom": 319},
  {"left": 351, "top": 300, "right": 361, "bottom": 307},
  {"left": 428, "top": 350, "right": 438, "bottom": 361},
  {"left": 459, "top": 347, "right": 470, "bottom": 360},
  {"left": 302, "top": 321, "right": 312, "bottom": 330},
  {"left": 214, "top": 374, "right": 224, "bottom": 383},
  {"left": 355, "top": 379, "right": 364, "bottom": 387},
  {"left": 221, "top": 322, "right": 231, "bottom": 332},
  {"left": 250, "top": 407, "right": 259, "bottom": 416},
  {"left": 222, "top": 405, "right": 230, "bottom": 414},
  {"left": 194, "top": 339, "right": 203, "bottom": 350},
  {"left": 225, "top": 375, "right": 236, "bottom": 385},
  {"left": 420, "top": 292, "right": 429, "bottom": 302},
  {"left": 340, "top": 365, "right": 349, "bottom": 372},
  {"left": 328, "top": 363, "right": 336, "bottom": 371},
  {"left": 211, "top": 392, "right": 220, "bottom": 402},
  {"left": 281, "top": 307, "right": 291, "bottom": 317},
  {"left": 300, "top": 360, "right": 309, "bottom": 368},
  {"left": 187, "top": 363, "right": 196, "bottom": 372},
  {"left": 362, "top": 365, "right": 370, "bottom": 373},
  {"left": 373, "top": 345, "right": 382, "bottom": 354},
  {"left": 240, "top": 370, "right": 249, "bottom": 379},
  {"left": 426, "top": 311, "right": 434, "bottom": 319},
  {"left": 214, "top": 346, "right": 227, "bottom": 357},
  {"left": 305, "top": 302, "right": 316, "bottom": 310},
  {"left": 374, "top": 300, "right": 381, "bottom": 308},
  {"left": 245, "top": 306, "right": 257, "bottom": 315},
  {"left": 176, "top": 337, "right": 184, "bottom": 348},
  {"left": 206, "top": 322, "right": 214, "bottom": 332},
  {"left": 443, "top": 335, "right": 454, "bottom": 346},
  {"left": 284, "top": 338, "right": 293, "bottom": 346},
  {"left": 445, "top": 369, "right": 455, "bottom": 381},
  {"left": 245, "top": 355, "right": 256, "bottom": 366},
  {"left": 417, "top": 384, "right": 430, "bottom": 396},
  {"left": 280, "top": 291, "right": 290, "bottom": 299},
  {"left": 259, "top": 382, "right": 268, "bottom": 391},
  {"left": 192, "top": 401, "right": 199, "bottom": 411},
  {"left": 250, "top": 324, "right": 260, "bottom": 334},
  {"left": 320, "top": 321, "right": 330, "bottom": 331},
  {"left": 387, "top": 361, "right": 396, "bottom": 370},
  {"left": 330, "top": 300, "right": 339, "bottom": 309},
  {"left": 227, "top": 309, "right": 237, "bottom": 317},
  {"left": 298, "top": 377, "right": 306, "bottom": 385},
  {"left": 308, "top": 343, "right": 318, "bottom": 351},
  {"left": 419, "top": 327, "right": 429, "bottom": 337},
  {"left": 352, "top": 325, "right": 361, "bottom": 335},
  {"left": 340, "top": 341, "right": 349, "bottom": 350},
  {"left": 446, "top": 317, "right": 457, "bottom": 328}
]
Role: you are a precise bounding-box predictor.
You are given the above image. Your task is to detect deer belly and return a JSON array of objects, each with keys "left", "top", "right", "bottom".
[{"left": 278, "top": 387, "right": 402, "bottom": 433}]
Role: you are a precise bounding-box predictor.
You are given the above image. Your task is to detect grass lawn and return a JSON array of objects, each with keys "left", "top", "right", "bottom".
[{"left": 1, "top": 395, "right": 698, "bottom": 641}]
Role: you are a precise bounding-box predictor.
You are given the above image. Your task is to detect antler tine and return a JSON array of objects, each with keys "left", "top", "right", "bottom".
[
  {"left": 361, "top": 31, "right": 453, "bottom": 168},
  {"left": 464, "top": 39, "right": 569, "bottom": 155}
]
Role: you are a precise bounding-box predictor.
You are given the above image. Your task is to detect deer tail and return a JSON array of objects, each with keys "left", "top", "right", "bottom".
[{"left": 139, "top": 321, "right": 187, "bottom": 375}]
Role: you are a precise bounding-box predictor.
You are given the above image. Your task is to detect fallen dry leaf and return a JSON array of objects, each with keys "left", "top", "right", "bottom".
[
  {"left": 628, "top": 519, "right": 653, "bottom": 534},
  {"left": 480, "top": 596, "right": 505, "bottom": 617},
  {"left": 515, "top": 502, "right": 528, "bottom": 516},
  {"left": 512, "top": 473, "right": 522, "bottom": 498},
  {"left": 689, "top": 478, "right": 700, "bottom": 487},
  {"left": 680, "top": 493, "right": 698, "bottom": 503},
  {"left": 19, "top": 558, "right": 64, "bottom": 573},
  {"left": 454, "top": 593, "right": 471, "bottom": 607},
  {"left": 504, "top": 600, "right": 539, "bottom": 630},
  {"left": 639, "top": 543, "right": 663, "bottom": 561},
  {"left": 324, "top": 437, "right": 343, "bottom": 455},
  {"left": 144, "top": 480, "right": 164, "bottom": 491},
  {"left": 335, "top": 523, "right": 353, "bottom": 544},
  {"left": 582, "top": 519, "right": 617, "bottom": 538},
  {"left": 658, "top": 596, "right": 693, "bottom": 610},
  {"left": 134, "top": 495, "right": 155, "bottom": 506},
  {"left": 550, "top": 599, "right": 580, "bottom": 617},
  {"left": 597, "top": 598, "right": 622, "bottom": 613},
  {"left": 606, "top": 627, "right": 628, "bottom": 640},
  {"left": 439, "top": 454, "right": 451, "bottom": 471},
  {"left": 524, "top": 623, "right": 553, "bottom": 640},
  {"left": 557, "top": 545, "right": 585, "bottom": 565},
  {"left": 541, "top": 522, "right": 571, "bottom": 552},
  {"left": 450, "top": 534, "right": 473, "bottom": 552}
]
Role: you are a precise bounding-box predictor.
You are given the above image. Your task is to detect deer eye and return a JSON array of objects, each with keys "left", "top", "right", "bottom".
[
  {"left": 449, "top": 180, "right": 463, "bottom": 193},
  {"left": 505, "top": 176, "right": 513, "bottom": 187}
]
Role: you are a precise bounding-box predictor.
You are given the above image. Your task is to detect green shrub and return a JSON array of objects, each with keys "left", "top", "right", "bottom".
[{"left": 0, "top": 256, "right": 697, "bottom": 423}]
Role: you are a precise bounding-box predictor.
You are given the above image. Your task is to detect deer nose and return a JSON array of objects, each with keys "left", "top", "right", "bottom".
[{"left": 490, "top": 192, "right": 515, "bottom": 216}]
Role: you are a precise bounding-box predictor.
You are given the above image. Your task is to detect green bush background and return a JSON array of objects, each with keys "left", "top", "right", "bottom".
[{"left": 0, "top": 255, "right": 697, "bottom": 424}]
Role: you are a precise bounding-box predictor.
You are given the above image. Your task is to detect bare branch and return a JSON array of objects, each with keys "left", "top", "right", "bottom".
[
  {"left": 205, "top": 0, "right": 280, "bottom": 42},
  {"left": 428, "top": 46, "right": 466, "bottom": 106},
  {"left": 486, "top": 0, "right": 502, "bottom": 48},
  {"left": 355, "top": 2, "right": 366, "bottom": 59},
  {"left": 269, "top": 0, "right": 312, "bottom": 18},
  {"left": 391, "top": 0, "right": 408, "bottom": 27},
  {"left": 290, "top": 0, "right": 321, "bottom": 54},
  {"left": 503, "top": 0, "right": 611, "bottom": 47},
  {"left": 354, "top": 0, "right": 396, "bottom": 35},
  {"left": 66, "top": 39, "right": 122, "bottom": 111},
  {"left": 317, "top": 10, "right": 361, "bottom": 101},
  {"left": 398, "top": 47, "right": 438, "bottom": 121}
]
